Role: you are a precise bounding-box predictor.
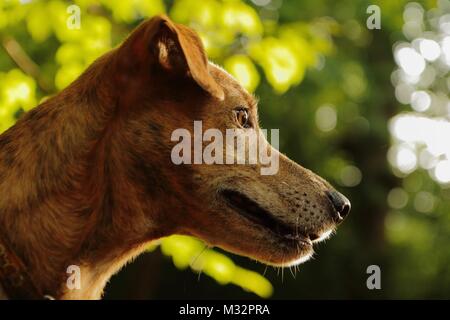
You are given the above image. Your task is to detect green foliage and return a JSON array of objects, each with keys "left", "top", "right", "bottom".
[{"left": 158, "top": 235, "right": 273, "bottom": 298}]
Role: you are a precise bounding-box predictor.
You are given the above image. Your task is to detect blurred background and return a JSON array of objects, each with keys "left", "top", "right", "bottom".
[{"left": 0, "top": 0, "right": 449, "bottom": 299}]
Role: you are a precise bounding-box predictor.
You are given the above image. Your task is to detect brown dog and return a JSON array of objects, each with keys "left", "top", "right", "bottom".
[{"left": 0, "top": 15, "right": 350, "bottom": 299}]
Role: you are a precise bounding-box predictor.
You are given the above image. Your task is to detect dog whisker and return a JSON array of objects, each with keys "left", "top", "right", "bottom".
[
  {"left": 263, "top": 265, "right": 269, "bottom": 277},
  {"left": 289, "top": 266, "right": 296, "bottom": 279},
  {"left": 190, "top": 245, "right": 209, "bottom": 282}
]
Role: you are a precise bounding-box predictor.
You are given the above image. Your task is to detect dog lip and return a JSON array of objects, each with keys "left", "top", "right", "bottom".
[
  {"left": 282, "top": 233, "right": 313, "bottom": 246},
  {"left": 219, "top": 189, "right": 311, "bottom": 245}
]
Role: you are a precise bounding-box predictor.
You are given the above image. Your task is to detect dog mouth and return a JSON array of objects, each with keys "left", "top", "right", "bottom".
[{"left": 220, "top": 189, "right": 312, "bottom": 246}]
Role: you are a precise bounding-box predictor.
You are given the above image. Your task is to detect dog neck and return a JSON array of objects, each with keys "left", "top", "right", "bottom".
[{"left": 0, "top": 60, "right": 174, "bottom": 299}]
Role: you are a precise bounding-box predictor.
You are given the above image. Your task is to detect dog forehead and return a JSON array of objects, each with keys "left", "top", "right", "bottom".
[{"left": 208, "top": 62, "right": 257, "bottom": 108}]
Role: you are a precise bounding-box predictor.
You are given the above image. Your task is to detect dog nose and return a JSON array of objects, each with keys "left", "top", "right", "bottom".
[{"left": 326, "top": 190, "right": 351, "bottom": 222}]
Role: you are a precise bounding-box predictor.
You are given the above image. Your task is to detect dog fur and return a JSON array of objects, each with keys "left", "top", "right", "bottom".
[{"left": 0, "top": 15, "right": 349, "bottom": 299}]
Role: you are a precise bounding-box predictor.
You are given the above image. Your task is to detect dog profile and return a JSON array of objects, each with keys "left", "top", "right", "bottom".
[{"left": 0, "top": 15, "right": 350, "bottom": 299}]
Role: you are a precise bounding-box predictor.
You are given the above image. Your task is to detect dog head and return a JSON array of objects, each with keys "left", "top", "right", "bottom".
[{"left": 110, "top": 15, "right": 350, "bottom": 267}]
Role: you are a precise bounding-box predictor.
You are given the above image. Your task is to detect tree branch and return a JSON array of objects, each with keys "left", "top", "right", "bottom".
[{"left": 1, "top": 36, "right": 54, "bottom": 94}]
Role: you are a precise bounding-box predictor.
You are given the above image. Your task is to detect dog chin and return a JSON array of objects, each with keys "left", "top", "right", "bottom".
[
  {"left": 260, "top": 228, "right": 335, "bottom": 267},
  {"left": 262, "top": 249, "right": 315, "bottom": 267},
  {"left": 251, "top": 236, "right": 315, "bottom": 267},
  {"left": 284, "top": 251, "right": 315, "bottom": 267}
]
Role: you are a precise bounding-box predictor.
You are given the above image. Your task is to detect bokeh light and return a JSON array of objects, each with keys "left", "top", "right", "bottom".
[
  {"left": 339, "top": 165, "right": 362, "bottom": 187},
  {"left": 390, "top": 2, "right": 450, "bottom": 184},
  {"left": 419, "top": 39, "right": 441, "bottom": 61},
  {"left": 315, "top": 104, "right": 337, "bottom": 132},
  {"left": 410, "top": 90, "right": 431, "bottom": 112},
  {"left": 224, "top": 55, "right": 260, "bottom": 92},
  {"left": 395, "top": 46, "right": 426, "bottom": 77},
  {"left": 387, "top": 188, "right": 409, "bottom": 209}
]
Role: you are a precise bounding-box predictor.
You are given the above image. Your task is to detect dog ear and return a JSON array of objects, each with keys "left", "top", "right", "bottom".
[{"left": 121, "top": 15, "right": 224, "bottom": 101}]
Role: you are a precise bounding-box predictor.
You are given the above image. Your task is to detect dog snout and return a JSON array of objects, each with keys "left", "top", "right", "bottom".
[{"left": 326, "top": 190, "right": 351, "bottom": 223}]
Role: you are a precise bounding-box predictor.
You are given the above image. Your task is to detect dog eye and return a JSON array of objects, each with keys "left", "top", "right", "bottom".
[{"left": 234, "top": 108, "right": 250, "bottom": 128}]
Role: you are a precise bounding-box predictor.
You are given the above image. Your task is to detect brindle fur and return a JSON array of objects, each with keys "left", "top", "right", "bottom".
[{"left": 0, "top": 15, "right": 347, "bottom": 299}]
